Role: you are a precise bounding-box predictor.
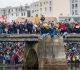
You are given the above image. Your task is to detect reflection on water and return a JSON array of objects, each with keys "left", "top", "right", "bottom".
[
  {"left": 68, "top": 63, "right": 80, "bottom": 70},
  {"left": 0, "top": 65, "right": 22, "bottom": 70}
]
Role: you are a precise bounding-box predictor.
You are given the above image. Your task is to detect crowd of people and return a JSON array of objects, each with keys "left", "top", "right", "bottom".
[
  {"left": 64, "top": 42, "right": 80, "bottom": 64},
  {"left": 0, "top": 15, "right": 80, "bottom": 36},
  {"left": 0, "top": 42, "right": 24, "bottom": 65},
  {"left": 0, "top": 14, "right": 80, "bottom": 65}
]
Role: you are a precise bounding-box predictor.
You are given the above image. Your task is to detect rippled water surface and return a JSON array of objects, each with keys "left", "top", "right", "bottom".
[{"left": 0, "top": 65, "right": 22, "bottom": 70}]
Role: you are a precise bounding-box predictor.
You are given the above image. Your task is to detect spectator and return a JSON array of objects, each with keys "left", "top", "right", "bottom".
[
  {"left": 2, "top": 54, "right": 6, "bottom": 64},
  {"left": 13, "top": 21, "right": 17, "bottom": 33},
  {"left": 19, "top": 22, "right": 24, "bottom": 34},
  {"left": 10, "top": 55, "right": 15, "bottom": 64},
  {"left": 40, "top": 15, "right": 45, "bottom": 23},
  {"left": 27, "top": 21, "right": 33, "bottom": 33},
  {"left": 34, "top": 14, "right": 40, "bottom": 25}
]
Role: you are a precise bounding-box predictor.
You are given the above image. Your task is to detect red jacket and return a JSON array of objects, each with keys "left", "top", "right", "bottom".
[
  {"left": 5, "top": 23, "right": 8, "bottom": 30},
  {"left": 60, "top": 23, "right": 66, "bottom": 30},
  {"left": 10, "top": 56, "right": 14, "bottom": 62}
]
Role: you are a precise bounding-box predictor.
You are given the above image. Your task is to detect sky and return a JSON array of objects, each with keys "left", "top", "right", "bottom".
[{"left": 0, "top": 0, "right": 39, "bottom": 8}]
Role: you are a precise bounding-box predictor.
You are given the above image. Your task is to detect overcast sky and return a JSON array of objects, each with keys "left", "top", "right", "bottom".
[{"left": 0, "top": 0, "right": 39, "bottom": 8}]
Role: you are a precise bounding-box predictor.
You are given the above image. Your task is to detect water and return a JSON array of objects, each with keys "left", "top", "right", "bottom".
[
  {"left": 0, "top": 65, "right": 22, "bottom": 70},
  {"left": 68, "top": 63, "right": 80, "bottom": 70}
]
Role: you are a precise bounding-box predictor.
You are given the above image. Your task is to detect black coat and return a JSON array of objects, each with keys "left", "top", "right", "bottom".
[{"left": 40, "top": 17, "right": 45, "bottom": 22}]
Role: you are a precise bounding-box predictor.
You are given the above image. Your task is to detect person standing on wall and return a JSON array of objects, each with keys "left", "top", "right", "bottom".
[
  {"left": 34, "top": 14, "right": 40, "bottom": 33},
  {"left": 34, "top": 14, "right": 40, "bottom": 25},
  {"left": 40, "top": 15, "right": 45, "bottom": 24}
]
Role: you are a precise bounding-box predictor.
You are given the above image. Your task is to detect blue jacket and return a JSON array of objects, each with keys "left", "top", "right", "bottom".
[{"left": 49, "top": 28, "right": 57, "bottom": 35}]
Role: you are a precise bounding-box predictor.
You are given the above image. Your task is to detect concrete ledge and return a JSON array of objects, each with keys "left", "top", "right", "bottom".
[{"left": 0, "top": 34, "right": 40, "bottom": 42}]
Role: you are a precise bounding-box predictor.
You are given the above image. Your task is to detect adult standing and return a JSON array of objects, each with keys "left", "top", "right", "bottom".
[
  {"left": 10, "top": 55, "right": 15, "bottom": 64},
  {"left": 19, "top": 22, "right": 24, "bottom": 34},
  {"left": 40, "top": 15, "right": 45, "bottom": 23},
  {"left": 34, "top": 14, "right": 40, "bottom": 25},
  {"left": 5, "top": 21, "right": 8, "bottom": 34},
  {"left": 27, "top": 21, "right": 33, "bottom": 34},
  {"left": 13, "top": 21, "right": 17, "bottom": 33},
  {"left": 34, "top": 14, "right": 40, "bottom": 33},
  {"left": 24, "top": 19, "right": 28, "bottom": 33}
]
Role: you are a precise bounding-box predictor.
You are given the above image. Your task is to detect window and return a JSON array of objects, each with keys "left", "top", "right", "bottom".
[
  {"left": 21, "top": 7, "right": 23, "bottom": 11},
  {"left": 50, "top": 1, "right": 51, "bottom": 5},
  {"left": 75, "top": 4, "right": 78, "bottom": 8},
  {"left": 16, "top": 14, "right": 17, "bottom": 16},
  {"left": 40, "top": 2, "right": 42, "bottom": 7},
  {"left": 50, "top": 7, "right": 52, "bottom": 12},
  {"left": 8, "top": 9, "right": 10, "bottom": 13},
  {"left": 72, "top": 4, "right": 74, "bottom": 9},
  {"left": 25, "top": 6, "right": 29, "bottom": 9},
  {"left": 72, "top": 10, "right": 74, "bottom": 15},
  {"left": 75, "top": 10, "right": 78, "bottom": 15},
  {"left": 16, "top": 13, "right": 18, "bottom": 16},
  {"left": 24, "top": 12, "right": 25, "bottom": 16},
  {"left": 75, "top": 0, "right": 78, "bottom": 2},
  {"left": 45, "top": 7, "right": 47, "bottom": 11},
  {"left": 36, "top": 4, "right": 38, "bottom": 6},
  {"left": 40, "top": 8, "right": 42, "bottom": 11},
  {"left": 27, "top": 10, "right": 31, "bottom": 17},
  {"left": 44, "top": 2, "right": 45, "bottom": 4},
  {"left": 3, "top": 10, "right": 5, "bottom": 15},
  {"left": 12, "top": 9, "right": 13, "bottom": 12},
  {"left": 12, "top": 13, "right": 13, "bottom": 16},
  {"left": 21, "top": 13, "right": 23, "bottom": 16},
  {"left": 19, "top": 8, "right": 20, "bottom": 11},
  {"left": 46, "top": 1, "right": 48, "bottom": 4},
  {"left": 16, "top": 9, "right": 17, "bottom": 12},
  {"left": 32, "top": 10, "right": 34, "bottom": 13},
  {"left": 72, "top": 0, "right": 74, "bottom": 3}
]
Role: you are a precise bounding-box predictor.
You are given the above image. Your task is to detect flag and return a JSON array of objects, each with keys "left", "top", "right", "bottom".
[
  {"left": 60, "top": 23, "right": 66, "bottom": 30},
  {"left": 76, "top": 22, "right": 80, "bottom": 28},
  {"left": 1, "top": 15, "right": 5, "bottom": 20}
]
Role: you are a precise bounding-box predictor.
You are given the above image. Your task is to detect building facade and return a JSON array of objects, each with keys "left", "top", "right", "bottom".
[
  {"left": 39, "top": 0, "right": 53, "bottom": 17},
  {"left": 30, "top": 0, "right": 53, "bottom": 17},
  {"left": 30, "top": 1, "right": 39, "bottom": 17},
  {"left": 70, "top": 0, "right": 80, "bottom": 16},
  {"left": 52, "top": 0, "right": 71, "bottom": 17},
  {"left": 0, "top": 0, "right": 78, "bottom": 22},
  {"left": 0, "top": 5, "right": 31, "bottom": 22},
  {"left": 30, "top": 0, "right": 71, "bottom": 18}
]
